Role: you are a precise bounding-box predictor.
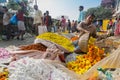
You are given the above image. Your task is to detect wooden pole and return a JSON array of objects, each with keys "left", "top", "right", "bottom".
[{"left": 35, "top": 0, "right": 37, "bottom": 5}]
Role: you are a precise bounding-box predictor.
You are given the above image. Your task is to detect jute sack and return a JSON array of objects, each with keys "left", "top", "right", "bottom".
[{"left": 78, "top": 33, "right": 90, "bottom": 53}]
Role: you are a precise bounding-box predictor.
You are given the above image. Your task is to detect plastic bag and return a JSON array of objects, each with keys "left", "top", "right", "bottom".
[
  {"left": 81, "top": 46, "right": 120, "bottom": 80},
  {"left": 78, "top": 33, "right": 90, "bottom": 53},
  {"left": 65, "top": 53, "right": 78, "bottom": 63},
  {"left": 38, "top": 25, "right": 48, "bottom": 35},
  {"left": 10, "top": 14, "right": 18, "bottom": 25}
]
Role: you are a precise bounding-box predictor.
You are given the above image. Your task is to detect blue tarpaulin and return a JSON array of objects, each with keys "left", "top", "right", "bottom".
[{"left": 0, "top": 0, "right": 6, "bottom": 3}]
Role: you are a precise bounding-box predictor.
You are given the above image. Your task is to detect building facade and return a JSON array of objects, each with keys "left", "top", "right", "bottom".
[{"left": 115, "top": 0, "right": 120, "bottom": 13}]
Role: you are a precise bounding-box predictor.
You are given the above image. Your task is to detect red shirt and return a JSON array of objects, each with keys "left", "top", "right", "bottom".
[
  {"left": 45, "top": 15, "right": 52, "bottom": 26},
  {"left": 109, "top": 21, "right": 113, "bottom": 26},
  {"left": 61, "top": 18, "right": 66, "bottom": 23},
  {"left": 17, "top": 12, "right": 24, "bottom": 21},
  {"left": 45, "top": 16, "right": 49, "bottom": 26}
]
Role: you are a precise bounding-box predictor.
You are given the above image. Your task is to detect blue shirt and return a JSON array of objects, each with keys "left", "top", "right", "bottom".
[{"left": 78, "top": 11, "right": 85, "bottom": 22}]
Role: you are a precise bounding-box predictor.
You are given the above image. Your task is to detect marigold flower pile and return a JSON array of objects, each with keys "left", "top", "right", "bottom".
[
  {"left": 36, "top": 32, "right": 75, "bottom": 52},
  {"left": 0, "top": 68, "right": 9, "bottom": 80},
  {"left": 67, "top": 37, "right": 105, "bottom": 74}
]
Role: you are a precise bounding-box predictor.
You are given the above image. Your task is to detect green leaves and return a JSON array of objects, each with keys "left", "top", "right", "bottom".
[
  {"left": 86, "top": 6, "right": 113, "bottom": 20},
  {"left": 7, "top": 0, "right": 33, "bottom": 16}
]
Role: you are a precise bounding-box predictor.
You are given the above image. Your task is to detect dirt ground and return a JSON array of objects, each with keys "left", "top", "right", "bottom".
[{"left": 0, "top": 33, "right": 35, "bottom": 48}]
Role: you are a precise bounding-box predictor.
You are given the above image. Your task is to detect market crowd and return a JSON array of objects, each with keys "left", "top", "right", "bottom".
[
  {"left": 1, "top": 2, "right": 120, "bottom": 80},
  {"left": 29, "top": 5, "right": 80, "bottom": 35},
  {"left": 1, "top": 5, "right": 79, "bottom": 41},
  {"left": 1, "top": 4, "right": 120, "bottom": 41}
]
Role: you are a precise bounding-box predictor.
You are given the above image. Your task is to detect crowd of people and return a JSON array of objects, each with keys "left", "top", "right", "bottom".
[
  {"left": 2, "top": 6, "right": 26, "bottom": 41},
  {"left": 1, "top": 5, "right": 84, "bottom": 41},
  {"left": 1, "top": 4, "right": 120, "bottom": 42},
  {"left": 33, "top": 5, "right": 81, "bottom": 34},
  {"left": 106, "top": 18, "right": 120, "bottom": 36}
]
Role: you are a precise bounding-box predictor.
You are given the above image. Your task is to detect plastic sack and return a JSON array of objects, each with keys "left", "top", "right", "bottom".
[
  {"left": 10, "top": 14, "right": 18, "bottom": 25},
  {"left": 0, "top": 48, "right": 10, "bottom": 59},
  {"left": 9, "top": 57, "right": 80, "bottom": 80},
  {"left": 0, "top": 48, "right": 11, "bottom": 64},
  {"left": 81, "top": 46, "right": 120, "bottom": 80},
  {"left": 78, "top": 33, "right": 90, "bottom": 53},
  {"left": 65, "top": 53, "right": 78, "bottom": 63},
  {"left": 38, "top": 25, "right": 48, "bottom": 35},
  {"left": 94, "top": 68, "right": 120, "bottom": 80}
]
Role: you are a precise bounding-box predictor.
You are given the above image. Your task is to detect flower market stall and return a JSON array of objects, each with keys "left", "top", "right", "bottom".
[{"left": 0, "top": 32, "right": 120, "bottom": 80}]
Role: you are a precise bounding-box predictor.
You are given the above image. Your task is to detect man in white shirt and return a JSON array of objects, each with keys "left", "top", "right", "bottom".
[
  {"left": 33, "top": 5, "right": 42, "bottom": 36},
  {"left": 3, "top": 7, "right": 11, "bottom": 40}
]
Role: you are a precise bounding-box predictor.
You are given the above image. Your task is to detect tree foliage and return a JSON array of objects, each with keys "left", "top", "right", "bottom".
[
  {"left": 85, "top": 6, "right": 113, "bottom": 20},
  {"left": 101, "top": 0, "right": 113, "bottom": 4},
  {"left": 7, "top": 0, "right": 19, "bottom": 10},
  {"left": 7, "top": 0, "right": 33, "bottom": 16},
  {"left": 101, "top": 0, "right": 116, "bottom": 8}
]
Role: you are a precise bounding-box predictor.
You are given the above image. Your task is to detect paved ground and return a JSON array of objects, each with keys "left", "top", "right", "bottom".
[
  {"left": 0, "top": 33, "right": 74, "bottom": 48},
  {"left": 0, "top": 33, "right": 35, "bottom": 48}
]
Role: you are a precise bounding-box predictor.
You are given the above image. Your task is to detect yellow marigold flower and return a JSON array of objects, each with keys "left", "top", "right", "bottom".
[{"left": 36, "top": 32, "right": 75, "bottom": 52}]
